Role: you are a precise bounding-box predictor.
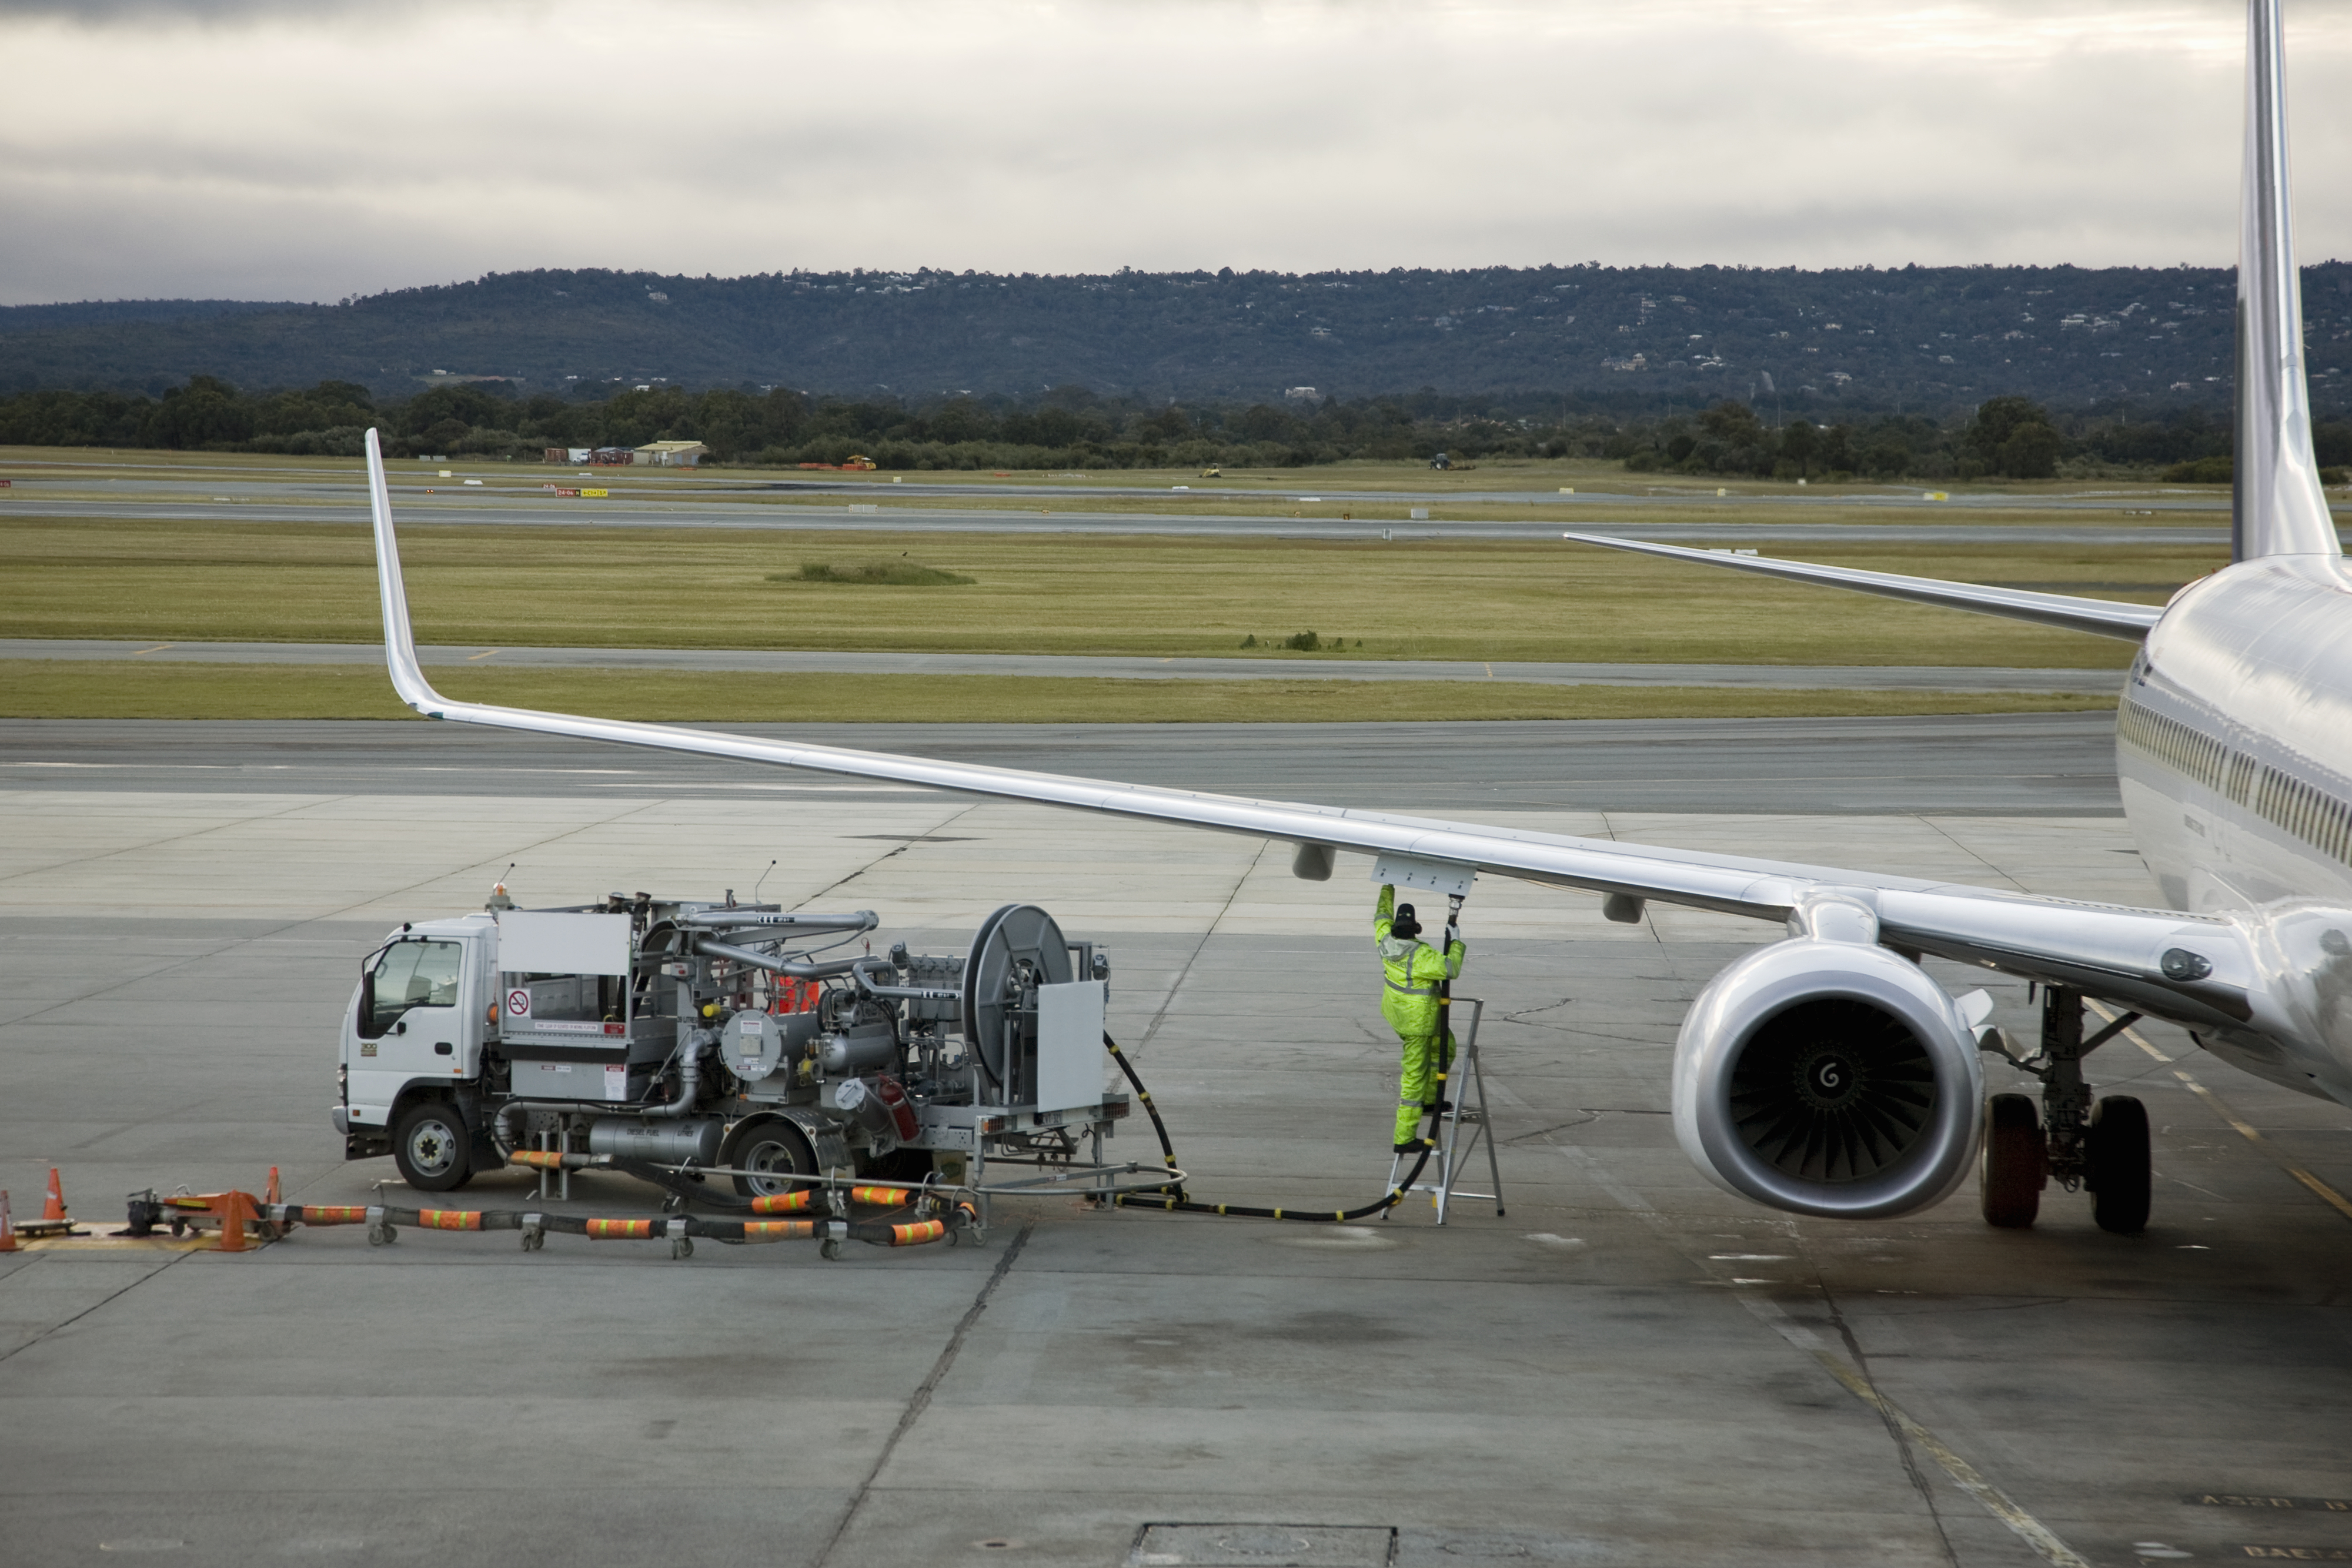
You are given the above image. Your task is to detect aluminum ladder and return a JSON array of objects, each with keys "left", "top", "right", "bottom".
[{"left": 1384, "top": 997, "right": 1503, "bottom": 1224}]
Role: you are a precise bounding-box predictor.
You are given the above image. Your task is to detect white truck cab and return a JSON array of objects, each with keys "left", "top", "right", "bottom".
[{"left": 337, "top": 915, "right": 496, "bottom": 1182}]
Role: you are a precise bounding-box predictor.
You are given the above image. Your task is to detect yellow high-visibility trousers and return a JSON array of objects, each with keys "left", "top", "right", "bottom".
[{"left": 1394, "top": 1029, "right": 1456, "bottom": 1145}]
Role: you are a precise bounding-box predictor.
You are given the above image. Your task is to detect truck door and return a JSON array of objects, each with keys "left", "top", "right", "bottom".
[{"left": 349, "top": 937, "right": 478, "bottom": 1118}]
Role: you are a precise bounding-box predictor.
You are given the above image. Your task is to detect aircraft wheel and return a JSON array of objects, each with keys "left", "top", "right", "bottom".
[
  {"left": 1979, "top": 1092, "right": 2045, "bottom": 1229},
  {"left": 2087, "top": 1095, "right": 2151, "bottom": 1235}
]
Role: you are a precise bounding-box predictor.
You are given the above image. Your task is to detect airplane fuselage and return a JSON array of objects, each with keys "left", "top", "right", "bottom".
[{"left": 2119, "top": 553, "right": 2352, "bottom": 1102}]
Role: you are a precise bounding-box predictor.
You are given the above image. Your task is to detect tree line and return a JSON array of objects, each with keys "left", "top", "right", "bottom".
[{"left": 1, "top": 375, "right": 2344, "bottom": 483}]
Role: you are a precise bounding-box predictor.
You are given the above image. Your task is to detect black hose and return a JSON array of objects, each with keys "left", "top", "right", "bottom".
[
  {"left": 1104, "top": 1030, "right": 1442, "bottom": 1223},
  {"left": 615, "top": 1159, "right": 759, "bottom": 1211}
]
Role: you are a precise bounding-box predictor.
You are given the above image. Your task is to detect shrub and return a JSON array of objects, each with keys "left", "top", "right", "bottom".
[
  {"left": 775, "top": 561, "right": 975, "bottom": 586},
  {"left": 2163, "top": 456, "right": 2233, "bottom": 483}
]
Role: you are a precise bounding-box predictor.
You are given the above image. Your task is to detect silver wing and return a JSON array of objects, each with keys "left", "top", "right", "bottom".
[
  {"left": 1558, "top": 533, "right": 2163, "bottom": 641},
  {"left": 362, "top": 432, "right": 2254, "bottom": 1036}
]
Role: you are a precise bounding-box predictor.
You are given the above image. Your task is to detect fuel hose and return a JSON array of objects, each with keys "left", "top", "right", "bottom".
[{"left": 1103, "top": 1031, "right": 1441, "bottom": 1223}]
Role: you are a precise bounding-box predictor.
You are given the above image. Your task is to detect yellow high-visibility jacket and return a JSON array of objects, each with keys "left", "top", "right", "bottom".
[{"left": 1374, "top": 883, "right": 1465, "bottom": 1037}]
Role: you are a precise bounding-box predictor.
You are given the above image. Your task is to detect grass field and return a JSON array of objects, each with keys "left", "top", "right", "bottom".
[
  {"left": 0, "top": 660, "right": 2114, "bottom": 723},
  {"left": 0, "top": 516, "right": 2211, "bottom": 667}
]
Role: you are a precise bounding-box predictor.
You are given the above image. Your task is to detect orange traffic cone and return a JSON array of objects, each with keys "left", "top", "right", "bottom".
[
  {"left": 41, "top": 1167, "right": 66, "bottom": 1223},
  {"left": 0, "top": 1191, "right": 16, "bottom": 1253},
  {"left": 215, "top": 1192, "right": 253, "bottom": 1253}
]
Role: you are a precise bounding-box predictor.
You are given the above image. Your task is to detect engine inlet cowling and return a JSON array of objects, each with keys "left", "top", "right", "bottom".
[{"left": 1673, "top": 938, "right": 1983, "bottom": 1220}]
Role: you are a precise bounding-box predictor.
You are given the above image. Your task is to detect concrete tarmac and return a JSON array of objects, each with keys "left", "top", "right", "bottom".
[
  {"left": 1, "top": 639, "right": 2130, "bottom": 696},
  {"left": 0, "top": 728, "right": 2348, "bottom": 1568},
  {"left": 0, "top": 712, "right": 2129, "bottom": 814}
]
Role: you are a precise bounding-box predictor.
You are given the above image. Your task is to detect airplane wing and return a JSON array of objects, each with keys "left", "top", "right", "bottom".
[
  {"left": 363, "top": 432, "right": 2255, "bottom": 1035},
  {"left": 1559, "top": 532, "right": 2164, "bottom": 641}
]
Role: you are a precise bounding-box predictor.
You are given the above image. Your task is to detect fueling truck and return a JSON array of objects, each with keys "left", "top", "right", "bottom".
[{"left": 336, "top": 888, "right": 1130, "bottom": 1203}]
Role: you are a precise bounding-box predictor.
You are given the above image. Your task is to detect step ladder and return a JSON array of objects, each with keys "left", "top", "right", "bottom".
[{"left": 1385, "top": 997, "right": 1503, "bottom": 1224}]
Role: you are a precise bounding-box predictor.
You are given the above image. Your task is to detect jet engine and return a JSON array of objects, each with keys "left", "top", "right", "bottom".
[{"left": 1672, "top": 935, "right": 1983, "bottom": 1220}]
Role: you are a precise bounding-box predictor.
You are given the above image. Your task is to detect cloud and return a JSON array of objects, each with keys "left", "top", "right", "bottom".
[{"left": 2, "top": 0, "right": 2350, "bottom": 303}]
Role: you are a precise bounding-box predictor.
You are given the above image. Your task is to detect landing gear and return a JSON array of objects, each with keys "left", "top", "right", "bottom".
[
  {"left": 1979, "top": 1093, "right": 2046, "bottom": 1228},
  {"left": 2087, "top": 1095, "right": 2151, "bottom": 1235},
  {"left": 1981, "top": 985, "right": 2151, "bottom": 1235}
]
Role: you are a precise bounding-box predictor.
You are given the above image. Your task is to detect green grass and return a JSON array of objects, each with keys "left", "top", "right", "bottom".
[
  {"left": 781, "top": 560, "right": 975, "bottom": 586},
  {"left": 0, "top": 661, "right": 2114, "bottom": 724},
  {"left": 0, "top": 515, "right": 2211, "bottom": 669}
]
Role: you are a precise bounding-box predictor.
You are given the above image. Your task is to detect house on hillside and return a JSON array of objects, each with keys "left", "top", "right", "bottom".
[{"left": 634, "top": 440, "right": 710, "bottom": 467}]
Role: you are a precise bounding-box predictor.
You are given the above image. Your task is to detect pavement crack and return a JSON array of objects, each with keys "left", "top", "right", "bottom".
[
  {"left": 1137, "top": 840, "right": 1271, "bottom": 1056},
  {"left": 0, "top": 1251, "right": 192, "bottom": 1369},
  {"left": 799, "top": 803, "right": 981, "bottom": 902},
  {"left": 814, "top": 1219, "right": 1034, "bottom": 1568},
  {"left": 1815, "top": 1274, "right": 1961, "bottom": 1567},
  {"left": 0, "top": 793, "right": 328, "bottom": 890},
  {"left": 0, "top": 797, "right": 679, "bottom": 1032}
]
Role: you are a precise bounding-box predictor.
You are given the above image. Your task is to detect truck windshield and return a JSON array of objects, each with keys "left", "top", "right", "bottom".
[{"left": 363, "top": 940, "right": 464, "bottom": 1038}]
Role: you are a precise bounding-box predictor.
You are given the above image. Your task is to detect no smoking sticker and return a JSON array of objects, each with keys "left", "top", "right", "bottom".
[{"left": 506, "top": 988, "right": 531, "bottom": 1017}]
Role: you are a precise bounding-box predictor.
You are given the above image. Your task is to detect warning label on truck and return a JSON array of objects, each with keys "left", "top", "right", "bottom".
[
  {"left": 506, "top": 988, "right": 531, "bottom": 1018},
  {"left": 604, "top": 1065, "right": 627, "bottom": 1101}
]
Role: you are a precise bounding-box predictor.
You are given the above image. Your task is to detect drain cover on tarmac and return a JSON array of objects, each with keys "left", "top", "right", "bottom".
[{"left": 1129, "top": 1523, "right": 1398, "bottom": 1567}]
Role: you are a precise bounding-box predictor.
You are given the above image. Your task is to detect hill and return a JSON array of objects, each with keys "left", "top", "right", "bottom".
[{"left": 7, "top": 263, "right": 2350, "bottom": 414}]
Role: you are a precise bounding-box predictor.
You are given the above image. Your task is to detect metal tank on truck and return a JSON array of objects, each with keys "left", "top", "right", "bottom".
[{"left": 335, "top": 886, "right": 1131, "bottom": 1209}]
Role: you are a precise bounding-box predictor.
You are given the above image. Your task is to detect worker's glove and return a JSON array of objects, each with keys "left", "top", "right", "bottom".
[{"left": 1444, "top": 925, "right": 1460, "bottom": 947}]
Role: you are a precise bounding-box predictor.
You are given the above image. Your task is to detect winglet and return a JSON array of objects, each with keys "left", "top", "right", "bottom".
[
  {"left": 364, "top": 428, "right": 452, "bottom": 717},
  {"left": 2234, "top": 0, "right": 2338, "bottom": 560}
]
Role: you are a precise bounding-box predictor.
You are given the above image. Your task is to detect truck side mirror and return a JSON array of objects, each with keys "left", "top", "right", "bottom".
[{"left": 358, "top": 972, "right": 379, "bottom": 1039}]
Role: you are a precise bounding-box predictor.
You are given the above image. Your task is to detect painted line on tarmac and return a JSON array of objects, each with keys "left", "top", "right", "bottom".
[
  {"left": 812, "top": 1218, "right": 1035, "bottom": 1568},
  {"left": 1740, "top": 1295, "right": 2092, "bottom": 1568},
  {"left": 1528, "top": 1096, "right": 2089, "bottom": 1567},
  {"left": 2089, "top": 1001, "right": 2352, "bottom": 1225}
]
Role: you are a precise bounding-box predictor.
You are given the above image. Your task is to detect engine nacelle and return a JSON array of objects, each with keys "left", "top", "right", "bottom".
[{"left": 1672, "top": 937, "right": 1984, "bottom": 1220}]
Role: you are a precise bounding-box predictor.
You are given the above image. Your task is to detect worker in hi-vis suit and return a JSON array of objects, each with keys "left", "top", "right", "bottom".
[{"left": 1374, "top": 883, "right": 1466, "bottom": 1152}]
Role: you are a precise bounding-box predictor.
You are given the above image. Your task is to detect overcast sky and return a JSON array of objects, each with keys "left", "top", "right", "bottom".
[{"left": 2, "top": 0, "right": 2349, "bottom": 305}]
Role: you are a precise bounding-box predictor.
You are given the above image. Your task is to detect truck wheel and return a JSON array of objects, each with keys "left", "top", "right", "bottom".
[
  {"left": 1979, "top": 1093, "right": 2045, "bottom": 1229},
  {"left": 393, "top": 1101, "right": 473, "bottom": 1192},
  {"left": 723, "top": 1116, "right": 817, "bottom": 1198},
  {"left": 2087, "top": 1095, "right": 2151, "bottom": 1235}
]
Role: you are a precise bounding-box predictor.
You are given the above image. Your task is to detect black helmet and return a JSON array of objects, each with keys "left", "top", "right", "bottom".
[{"left": 1392, "top": 902, "right": 1421, "bottom": 939}]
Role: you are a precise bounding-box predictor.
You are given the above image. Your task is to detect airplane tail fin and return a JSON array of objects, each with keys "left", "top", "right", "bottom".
[
  {"left": 364, "top": 428, "right": 453, "bottom": 718},
  {"left": 2234, "top": 0, "right": 2338, "bottom": 561}
]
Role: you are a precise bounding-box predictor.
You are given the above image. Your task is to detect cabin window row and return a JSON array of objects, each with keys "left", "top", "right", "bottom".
[
  {"left": 2117, "top": 699, "right": 2229, "bottom": 794},
  {"left": 2120, "top": 697, "right": 2352, "bottom": 865}
]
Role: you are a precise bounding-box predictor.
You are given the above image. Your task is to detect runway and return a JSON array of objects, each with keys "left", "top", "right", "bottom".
[
  {"left": 0, "top": 493, "right": 2247, "bottom": 544},
  {"left": 1, "top": 638, "right": 2130, "bottom": 696},
  {"left": 1, "top": 717, "right": 2346, "bottom": 1568},
  {"left": 0, "top": 462, "right": 2252, "bottom": 510},
  {"left": 0, "top": 711, "right": 2127, "bottom": 814}
]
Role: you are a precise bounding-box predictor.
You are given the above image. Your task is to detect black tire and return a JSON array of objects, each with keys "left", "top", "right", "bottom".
[
  {"left": 1980, "top": 1092, "right": 2046, "bottom": 1229},
  {"left": 393, "top": 1101, "right": 472, "bottom": 1192},
  {"left": 721, "top": 1115, "right": 817, "bottom": 1198},
  {"left": 2087, "top": 1095, "right": 2151, "bottom": 1235}
]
